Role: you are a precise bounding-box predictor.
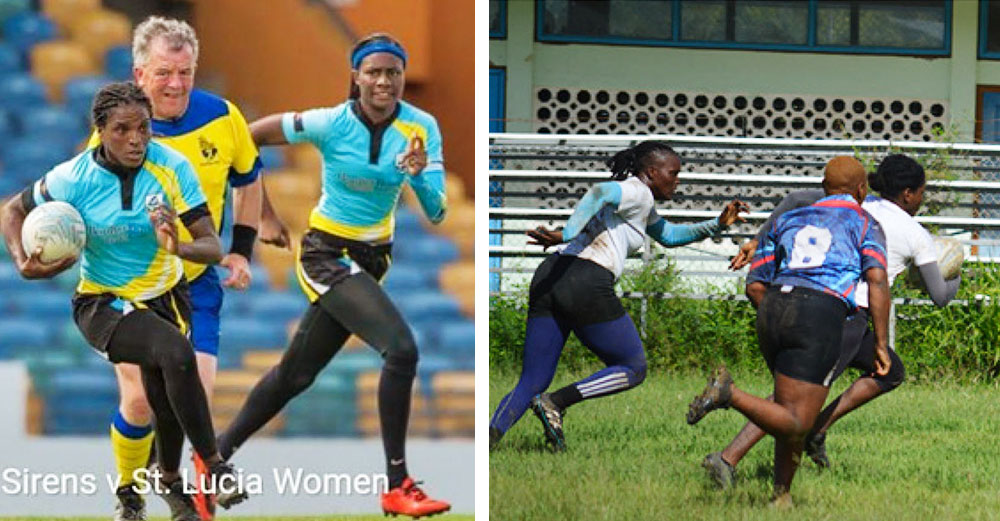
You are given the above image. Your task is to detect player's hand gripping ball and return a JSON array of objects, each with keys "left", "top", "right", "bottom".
[
  {"left": 905, "top": 235, "right": 964, "bottom": 289},
  {"left": 21, "top": 201, "right": 86, "bottom": 263}
]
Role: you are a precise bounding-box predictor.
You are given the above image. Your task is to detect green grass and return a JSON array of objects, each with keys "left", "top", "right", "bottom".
[{"left": 490, "top": 366, "right": 1000, "bottom": 521}]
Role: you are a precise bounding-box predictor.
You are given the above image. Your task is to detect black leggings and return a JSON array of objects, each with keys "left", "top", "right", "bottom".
[
  {"left": 218, "top": 272, "right": 418, "bottom": 486},
  {"left": 106, "top": 310, "right": 217, "bottom": 473}
]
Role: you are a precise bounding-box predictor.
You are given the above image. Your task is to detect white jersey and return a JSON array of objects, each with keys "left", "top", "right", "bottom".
[
  {"left": 557, "top": 176, "right": 658, "bottom": 280},
  {"left": 855, "top": 195, "right": 937, "bottom": 308}
]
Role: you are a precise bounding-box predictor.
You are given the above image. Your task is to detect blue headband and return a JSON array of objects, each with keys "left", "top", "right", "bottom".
[{"left": 351, "top": 41, "right": 408, "bottom": 69}]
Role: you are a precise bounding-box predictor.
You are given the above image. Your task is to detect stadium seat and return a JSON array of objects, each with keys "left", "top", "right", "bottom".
[
  {"left": 41, "top": 0, "right": 100, "bottom": 33},
  {"left": 67, "top": 9, "right": 131, "bottom": 65},
  {"left": 62, "top": 74, "right": 111, "bottom": 121},
  {"left": 0, "top": 107, "right": 14, "bottom": 141},
  {"left": 103, "top": 44, "right": 131, "bottom": 80},
  {"left": 2, "top": 136, "right": 74, "bottom": 184},
  {"left": 0, "top": 73, "right": 47, "bottom": 113},
  {"left": 0, "top": 176, "right": 18, "bottom": 198},
  {"left": 0, "top": 42, "right": 22, "bottom": 74},
  {"left": 393, "top": 235, "right": 460, "bottom": 266},
  {"left": 382, "top": 264, "right": 434, "bottom": 293},
  {"left": 394, "top": 207, "right": 424, "bottom": 234},
  {"left": 0, "top": 260, "right": 23, "bottom": 291},
  {"left": 248, "top": 263, "right": 273, "bottom": 291},
  {"left": 258, "top": 145, "right": 285, "bottom": 170},
  {"left": 438, "top": 261, "right": 474, "bottom": 317},
  {"left": 0, "top": 0, "right": 29, "bottom": 26},
  {"left": 14, "top": 104, "right": 87, "bottom": 141},
  {"left": 219, "top": 318, "right": 288, "bottom": 351},
  {"left": 0, "top": 317, "right": 53, "bottom": 348},
  {"left": 438, "top": 321, "right": 474, "bottom": 357},
  {"left": 246, "top": 291, "right": 307, "bottom": 324},
  {"left": 30, "top": 40, "right": 97, "bottom": 101},
  {"left": 395, "top": 291, "right": 461, "bottom": 323},
  {"left": 1, "top": 11, "right": 57, "bottom": 53},
  {"left": 8, "top": 289, "right": 71, "bottom": 319}
]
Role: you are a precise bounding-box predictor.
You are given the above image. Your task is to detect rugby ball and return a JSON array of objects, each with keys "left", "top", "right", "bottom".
[
  {"left": 905, "top": 235, "right": 964, "bottom": 288},
  {"left": 21, "top": 201, "right": 86, "bottom": 263}
]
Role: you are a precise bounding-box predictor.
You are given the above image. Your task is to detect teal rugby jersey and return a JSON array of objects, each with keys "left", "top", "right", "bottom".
[
  {"left": 29, "top": 141, "right": 207, "bottom": 301},
  {"left": 280, "top": 99, "right": 446, "bottom": 243}
]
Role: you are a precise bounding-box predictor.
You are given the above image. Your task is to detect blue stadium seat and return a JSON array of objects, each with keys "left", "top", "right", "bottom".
[
  {"left": 219, "top": 318, "right": 288, "bottom": 351},
  {"left": 393, "top": 235, "right": 459, "bottom": 266},
  {"left": 0, "top": 42, "right": 21, "bottom": 74},
  {"left": 0, "top": 0, "right": 29, "bottom": 26},
  {"left": 438, "top": 321, "right": 475, "bottom": 356},
  {"left": 2, "top": 136, "right": 73, "bottom": 184},
  {"left": 382, "top": 264, "right": 434, "bottom": 293},
  {"left": 258, "top": 146, "right": 284, "bottom": 170},
  {"left": 103, "top": 44, "right": 131, "bottom": 80},
  {"left": 394, "top": 207, "right": 423, "bottom": 234},
  {"left": 8, "top": 289, "right": 70, "bottom": 319},
  {"left": 0, "top": 317, "right": 52, "bottom": 348},
  {"left": 0, "top": 175, "right": 18, "bottom": 198},
  {"left": 1, "top": 11, "right": 56, "bottom": 53},
  {"left": 246, "top": 291, "right": 306, "bottom": 324},
  {"left": 63, "top": 74, "right": 111, "bottom": 120},
  {"left": 15, "top": 105, "right": 87, "bottom": 141},
  {"left": 0, "top": 261, "right": 23, "bottom": 291},
  {"left": 0, "top": 73, "right": 46, "bottom": 113},
  {"left": 395, "top": 291, "right": 461, "bottom": 323},
  {"left": 247, "top": 264, "right": 272, "bottom": 291},
  {"left": 0, "top": 108, "right": 14, "bottom": 141}
]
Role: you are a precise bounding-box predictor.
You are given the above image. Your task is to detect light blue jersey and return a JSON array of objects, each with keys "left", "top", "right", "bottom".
[
  {"left": 30, "top": 141, "right": 207, "bottom": 301},
  {"left": 281, "top": 99, "right": 446, "bottom": 242}
]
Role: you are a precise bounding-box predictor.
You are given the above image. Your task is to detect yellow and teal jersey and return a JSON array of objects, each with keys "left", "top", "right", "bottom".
[
  {"left": 88, "top": 89, "right": 261, "bottom": 280},
  {"left": 28, "top": 141, "right": 208, "bottom": 301},
  {"left": 280, "top": 99, "right": 446, "bottom": 243}
]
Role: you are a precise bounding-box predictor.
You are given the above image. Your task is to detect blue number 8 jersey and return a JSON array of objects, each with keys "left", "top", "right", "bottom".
[
  {"left": 748, "top": 193, "right": 887, "bottom": 308},
  {"left": 27, "top": 141, "right": 207, "bottom": 301}
]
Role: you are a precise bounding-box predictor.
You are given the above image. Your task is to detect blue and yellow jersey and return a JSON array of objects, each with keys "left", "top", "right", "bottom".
[
  {"left": 29, "top": 141, "right": 207, "bottom": 301},
  {"left": 281, "top": 99, "right": 446, "bottom": 243},
  {"left": 88, "top": 89, "right": 261, "bottom": 280},
  {"left": 748, "top": 194, "right": 888, "bottom": 308}
]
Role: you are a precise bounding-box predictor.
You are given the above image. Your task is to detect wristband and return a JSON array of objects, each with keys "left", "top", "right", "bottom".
[{"left": 229, "top": 224, "right": 257, "bottom": 261}]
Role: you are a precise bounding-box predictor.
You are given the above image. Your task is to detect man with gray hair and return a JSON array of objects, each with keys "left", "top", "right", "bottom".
[{"left": 91, "top": 15, "right": 288, "bottom": 521}]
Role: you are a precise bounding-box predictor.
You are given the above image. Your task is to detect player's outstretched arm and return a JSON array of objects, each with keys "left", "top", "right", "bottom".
[
  {"left": 865, "top": 266, "right": 892, "bottom": 376},
  {"left": 0, "top": 194, "right": 76, "bottom": 279},
  {"left": 647, "top": 199, "right": 746, "bottom": 248},
  {"left": 249, "top": 114, "right": 289, "bottom": 147},
  {"left": 174, "top": 214, "right": 223, "bottom": 265},
  {"left": 916, "top": 261, "right": 960, "bottom": 307}
]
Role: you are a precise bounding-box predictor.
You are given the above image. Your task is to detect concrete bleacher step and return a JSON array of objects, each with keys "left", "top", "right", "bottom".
[
  {"left": 241, "top": 349, "right": 284, "bottom": 373},
  {"left": 439, "top": 261, "right": 474, "bottom": 318},
  {"left": 211, "top": 369, "right": 283, "bottom": 435}
]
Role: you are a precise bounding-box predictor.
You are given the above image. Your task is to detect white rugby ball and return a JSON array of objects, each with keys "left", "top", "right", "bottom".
[
  {"left": 905, "top": 235, "right": 964, "bottom": 288},
  {"left": 21, "top": 201, "right": 86, "bottom": 263}
]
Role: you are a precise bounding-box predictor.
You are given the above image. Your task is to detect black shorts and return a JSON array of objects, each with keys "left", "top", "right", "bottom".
[
  {"left": 755, "top": 285, "right": 848, "bottom": 386},
  {"left": 295, "top": 229, "right": 392, "bottom": 303},
  {"left": 527, "top": 254, "right": 625, "bottom": 327},
  {"left": 72, "top": 278, "right": 192, "bottom": 355}
]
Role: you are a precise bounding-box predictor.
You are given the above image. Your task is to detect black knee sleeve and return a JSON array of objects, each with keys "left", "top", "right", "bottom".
[{"left": 383, "top": 332, "right": 418, "bottom": 378}]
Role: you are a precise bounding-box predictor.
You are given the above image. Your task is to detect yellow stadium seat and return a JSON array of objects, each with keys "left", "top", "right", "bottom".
[
  {"left": 41, "top": 0, "right": 101, "bottom": 33},
  {"left": 68, "top": 9, "right": 131, "bottom": 65},
  {"left": 30, "top": 40, "right": 96, "bottom": 101}
]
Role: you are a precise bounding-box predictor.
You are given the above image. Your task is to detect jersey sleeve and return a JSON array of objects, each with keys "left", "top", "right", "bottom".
[
  {"left": 225, "top": 101, "right": 262, "bottom": 188},
  {"left": 747, "top": 222, "right": 779, "bottom": 285},
  {"left": 909, "top": 224, "right": 938, "bottom": 266},
  {"left": 860, "top": 218, "right": 888, "bottom": 273},
  {"left": 408, "top": 116, "right": 447, "bottom": 223},
  {"left": 281, "top": 108, "right": 335, "bottom": 146},
  {"left": 28, "top": 162, "right": 78, "bottom": 210}
]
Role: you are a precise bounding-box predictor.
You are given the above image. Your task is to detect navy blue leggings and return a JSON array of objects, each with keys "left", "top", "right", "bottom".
[{"left": 489, "top": 313, "right": 646, "bottom": 435}]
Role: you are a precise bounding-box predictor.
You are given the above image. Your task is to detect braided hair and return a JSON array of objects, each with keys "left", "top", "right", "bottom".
[
  {"left": 91, "top": 81, "right": 152, "bottom": 129},
  {"left": 869, "top": 154, "right": 925, "bottom": 199},
  {"left": 606, "top": 140, "right": 678, "bottom": 181}
]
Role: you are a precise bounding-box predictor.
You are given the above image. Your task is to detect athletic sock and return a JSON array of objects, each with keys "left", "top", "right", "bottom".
[
  {"left": 548, "top": 385, "right": 582, "bottom": 410},
  {"left": 110, "top": 409, "right": 153, "bottom": 487}
]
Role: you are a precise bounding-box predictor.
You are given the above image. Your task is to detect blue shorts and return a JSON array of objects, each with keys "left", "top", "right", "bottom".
[{"left": 189, "top": 266, "right": 223, "bottom": 356}]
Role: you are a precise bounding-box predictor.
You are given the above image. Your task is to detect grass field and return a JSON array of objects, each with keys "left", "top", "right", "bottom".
[{"left": 490, "top": 367, "right": 1000, "bottom": 521}]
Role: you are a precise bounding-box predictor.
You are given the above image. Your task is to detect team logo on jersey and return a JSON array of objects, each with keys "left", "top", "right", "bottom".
[
  {"left": 199, "top": 135, "right": 219, "bottom": 163},
  {"left": 144, "top": 194, "right": 166, "bottom": 212}
]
